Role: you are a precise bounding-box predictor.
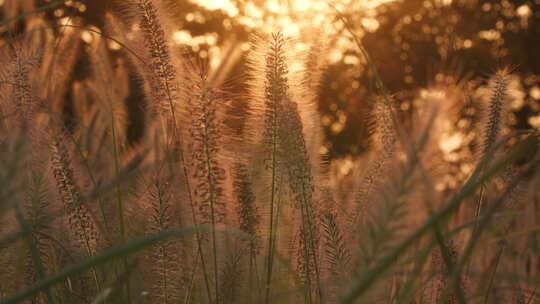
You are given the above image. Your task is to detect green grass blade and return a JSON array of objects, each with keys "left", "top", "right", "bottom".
[
  {"left": 342, "top": 136, "right": 538, "bottom": 303},
  {"left": 3, "top": 226, "right": 204, "bottom": 304}
]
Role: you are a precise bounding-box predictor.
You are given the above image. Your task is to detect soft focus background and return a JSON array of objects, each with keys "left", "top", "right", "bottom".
[
  {"left": 2, "top": 1, "right": 540, "bottom": 303},
  {"left": 2, "top": 0, "right": 539, "bottom": 159}
]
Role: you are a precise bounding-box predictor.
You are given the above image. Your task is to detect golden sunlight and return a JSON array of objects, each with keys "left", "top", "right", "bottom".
[
  {"left": 190, "top": 0, "right": 239, "bottom": 17},
  {"left": 187, "top": 0, "right": 397, "bottom": 64},
  {"left": 189, "top": 0, "right": 398, "bottom": 40},
  {"left": 191, "top": 0, "right": 396, "bottom": 20},
  {"left": 2, "top": 1, "right": 540, "bottom": 303}
]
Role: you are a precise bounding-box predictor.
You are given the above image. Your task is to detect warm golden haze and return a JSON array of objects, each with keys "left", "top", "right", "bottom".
[{"left": 0, "top": 0, "right": 539, "bottom": 303}]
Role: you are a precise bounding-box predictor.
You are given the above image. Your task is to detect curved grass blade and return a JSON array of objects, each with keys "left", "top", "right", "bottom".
[
  {"left": 3, "top": 226, "right": 205, "bottom": 304},
  {"left": 342, "top": 135, "right": 538, "bottom": 303},
  {"left": 0, "top": 0, "right": 66, "bottom": 27}
]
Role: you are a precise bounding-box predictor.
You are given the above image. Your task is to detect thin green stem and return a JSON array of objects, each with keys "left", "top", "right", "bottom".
[
  {"left": 110, "top": 110, "right": 131, "bottom": 303},
  {"left": 483, "top": 242, "right": 505, "bottom": 304},
  {"left": 13, "top": 204, "right": 56, "bottom": 304},
  {"left": 0, "top": 0, "right": 66, "bottom": 27},
  {"left": 432, "top": 223, "right": 467, "bottom": 304},
  {"left": 201, "top": 108, "right": 220, "bottom": 303},
  {"left": 300, "top": 182, "right": 322, "bottom": 302},
  {"left": 184, "top": 247, "right": 200, "bottom": 304},
  {"left": 266, "top": 110, "right": 278, "bottom": 303},
  {"left": 299, "top": 203, "right": 314, "bottom": 304},
  {"left": 264, "top": 37, "right": 284, "bottom": 303},
  {"left": 151, "top": 28, "right": 213, "bottom": 303}
]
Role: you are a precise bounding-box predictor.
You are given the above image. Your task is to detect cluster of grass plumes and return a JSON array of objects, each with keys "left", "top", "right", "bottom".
[{"left": 1, "top": 1, "right": 540, "bottom": 303}]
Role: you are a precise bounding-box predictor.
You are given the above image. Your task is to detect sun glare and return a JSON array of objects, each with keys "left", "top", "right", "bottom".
[
  {"left": 184, "top": 0, "right": 397, "bottom": 66},
  {"left": 189, "top": 0, "right": 396, "bottom": 37},
  {"left": 188, "top": 0, "right": 397, "bottom": 36},
  {"left": 190, "top": 0, "right": 239, "bottom": 17}
]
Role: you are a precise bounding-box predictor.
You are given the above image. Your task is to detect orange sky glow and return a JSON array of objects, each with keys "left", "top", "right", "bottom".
[{"left": 175, "top": 0, "right": 399, "bottom": 68}]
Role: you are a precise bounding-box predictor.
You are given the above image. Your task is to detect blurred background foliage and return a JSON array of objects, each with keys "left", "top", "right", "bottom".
[{"left": 1, "top": 0, "right": 539, "bottom": 159}]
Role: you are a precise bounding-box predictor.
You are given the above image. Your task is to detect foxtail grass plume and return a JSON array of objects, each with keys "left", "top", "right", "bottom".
[
  {"left": 50, "top": 134, "right": 100, "bottom": 257},
  {"left": 145, "top": 174, "right": 183, "bottom": 303},
  {"left": 479, "top": 68, "right": 523, "bottom": 157},
  {"left": 350, "top": 95, "right": 398, "bottom": 227}
]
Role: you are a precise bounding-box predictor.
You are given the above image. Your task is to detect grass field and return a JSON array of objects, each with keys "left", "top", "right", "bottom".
[{"left": 0, "top": 0, "right": 539, "bottom": 303}]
